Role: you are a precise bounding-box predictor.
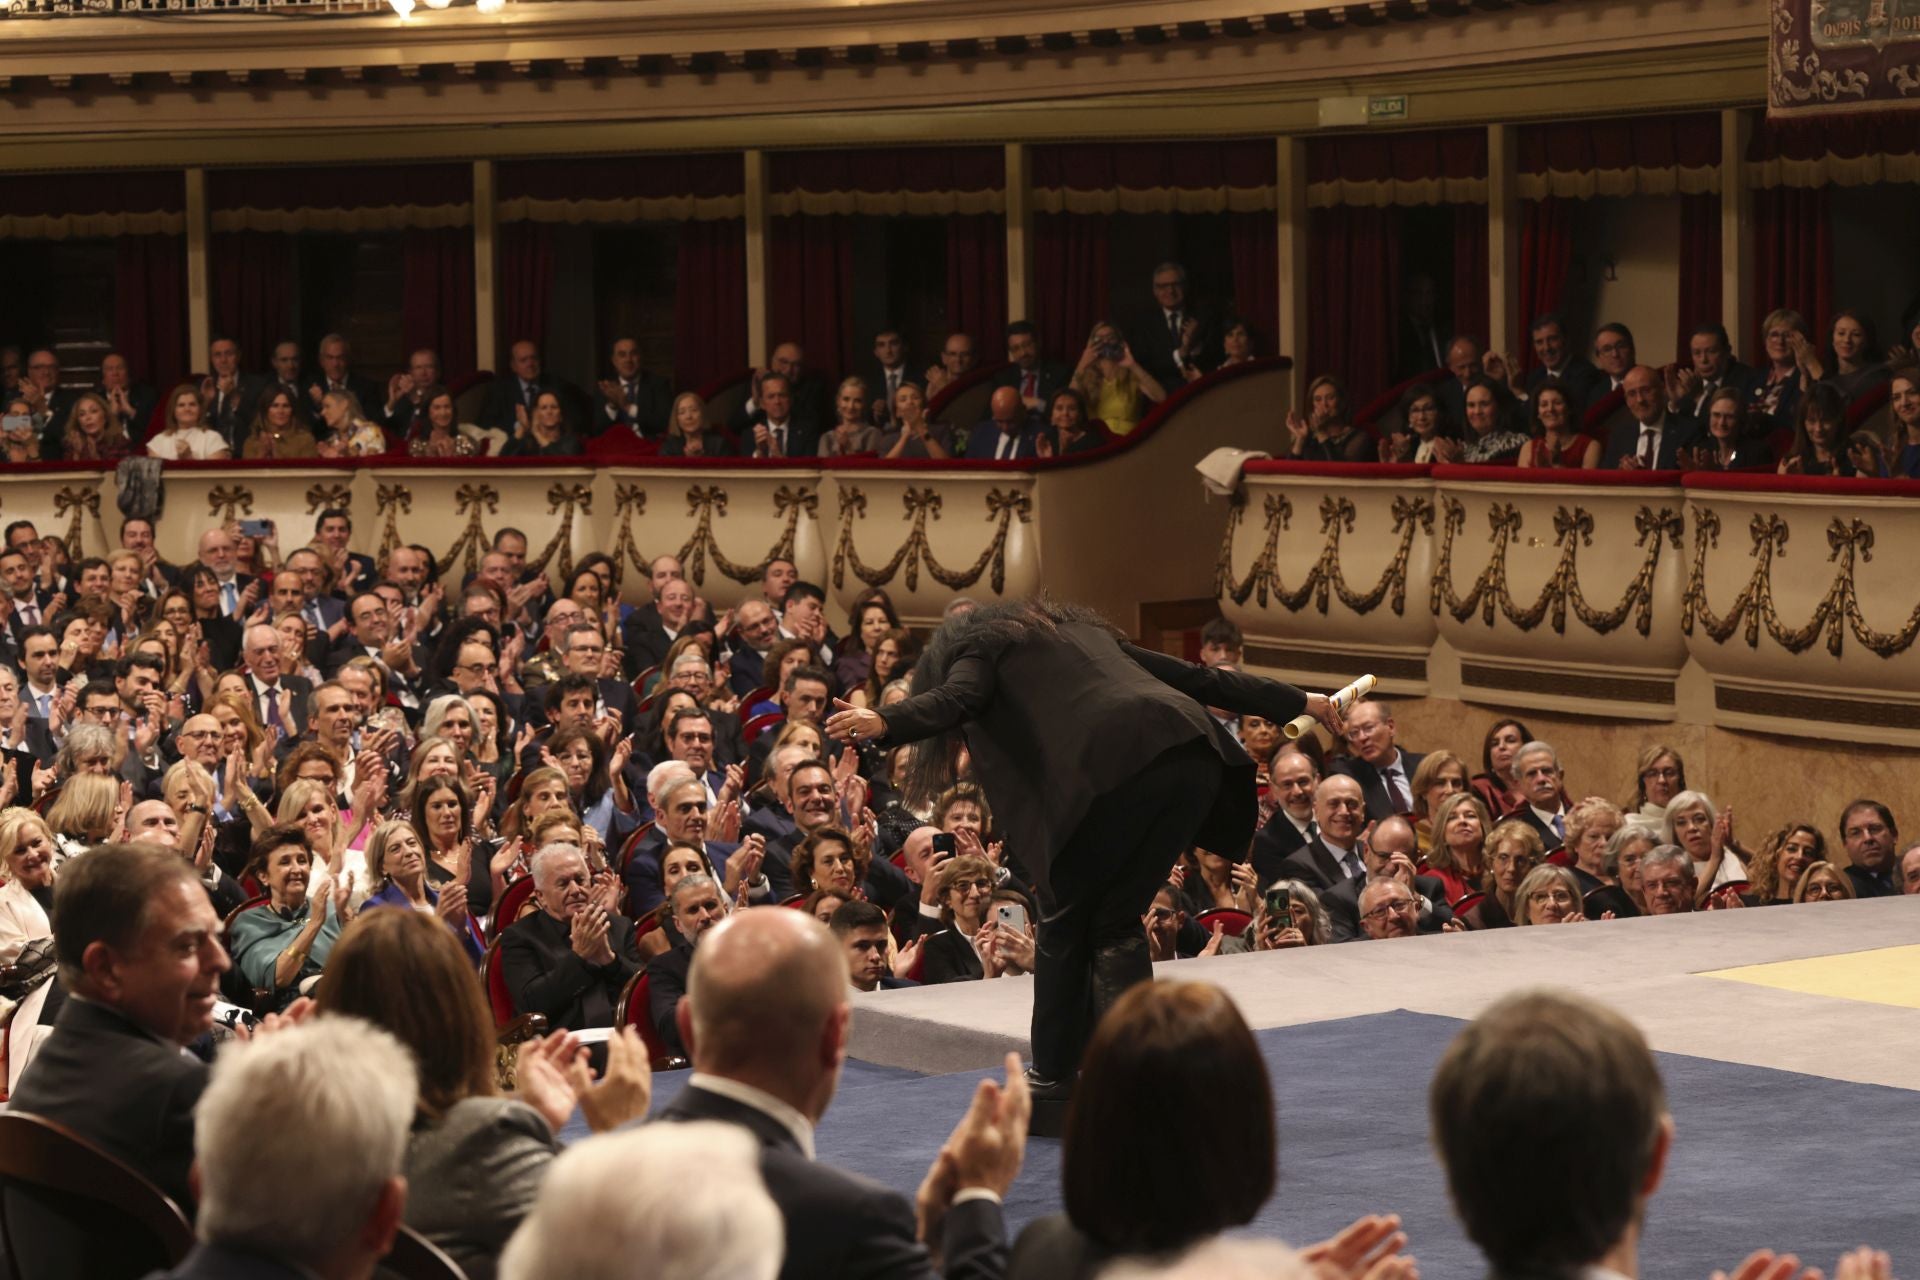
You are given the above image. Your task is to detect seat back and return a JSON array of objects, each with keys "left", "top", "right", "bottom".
[
  {"left": 487, "top": 876, "right": 540, "bottom": 943},
  {"left": 375, "top": 1224, "right": 467, "bottom": 1280},
  {"left": 480, "top": 938, "right": 517, "bottom": 1026},
  {"left": 614, "top": 821, "right": 658, "bottom": 877},
  {"left": 742, "top": 711, "right": 785, "bottom": 744},
  {"left": 0, "top": 1112, "right": 194, "bottom": 1280},
  {"left": 615, "top": 969, "right": 688, "bottom": 1071}
]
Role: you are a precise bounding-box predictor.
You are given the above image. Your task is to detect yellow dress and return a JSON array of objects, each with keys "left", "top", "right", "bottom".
[{"left": 1090, "top": 377, "right": 1140, "bottom": 436}]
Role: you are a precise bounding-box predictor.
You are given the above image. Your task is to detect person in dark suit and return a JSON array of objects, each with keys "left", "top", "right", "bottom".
[
  {"left": 374, "top": 347, "right": 442, "bottom": 436},
  {"left": 1601, "top": 365, "right": 1700, "bottom": 470},
  {"left": 965, "top": 387, "right": 1042, "bottom": 461},
  {"left": 265, "top": 340, "right": 316, "bottom": 428},
  {"left": 1668, "top": 323, "right": 1758, "bottom": 422},
  {"left": 1392, "top": 272, "right": 1449, "bottom": 382},
  {"left": 147, "top": 1018, "right": 416, "bottom": 1280},
  {"left": 7, "top": 844, "right": 230, "bottom": 1213},
  {"left": 311, "top": 510, "right": 378, "bottom": 599},
  {"left": 1327, "top": 699, "right": 1427, "bottom": 823},
  {"left": 588, "top": 336, "right": 673, "bottom": 440},
  {"left": 728, "top": 341, "right": 833, "bottom": 441},
  {"left": 829, "top": 899, "right": 919, "bottom": 991},
  {"left": 1131, "top": 261, "right": 1219, "bottom": 390},
  {"left": 733, "top": 372, "right": 817, "bottom": 459},
  {"left": 827, "top": 596, "right": 1338, "bottom": 1091},
  {"left": 476, "top": 340, "right": 587, "bottom": 437},
  {"left": 1838, "top": 799, "right": 1901, "bottom": 899},
  {"left": 1274, "top": 774, "right": 1371, "bottom": 891},
  {"left": 240, "top": 624, "right": 313, "bottom": 739},
  {"left": 1316, "top": 816, "right": 1456, "bottom": 941},
  {"left": 96, "top": 350, "right": 159, "bottom": 448},
  {"left": 1504, "top": 740, "right": 1570, "bottom": 854},
  {"left": 20, "top": 348, "right": 79, "bottom": 457},
  {"left": 641, "top": 871, "right": 729, "bottom": 1057},
  {"left": 499, "top": 845, "right": 642, "bottom": 1031},
  {"left": 301, "top": 333, "right": 384, "bottom": 431},
  {"left": 868, "top": 328, "right": 926, "bottom": 428},
  {"left": 621, "top": 578, "right": 712, "bottom": 679},
  {"left": 1515, "top": 314, "right": 1606, "bottom": 411},
  {"left": 200, "top": 336, "right": 269, "bottom": 447},
  {"left": 991, "top": 321, "right": 1073, "bottom": 416},
  {"left": 652, "top": 905, "right": 1020, "bottom": 1280},
  {"left": 1248, "top": 748, "right": 1319, "bottom": 890}
]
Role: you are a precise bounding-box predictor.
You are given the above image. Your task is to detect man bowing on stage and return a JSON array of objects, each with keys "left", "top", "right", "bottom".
[{"left": 826, "top": 595, "right": 1341, "bottom": 1097}]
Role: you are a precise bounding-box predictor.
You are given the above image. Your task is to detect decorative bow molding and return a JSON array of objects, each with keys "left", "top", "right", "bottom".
[
  {"left": 375, "top": 484, "right": 414, "bottom": 563},
  {"left": 52, "top": 484, "right": 102, "bottom": 560},
  {"left": 525, "top": 483, "right": 596, "bottom": 581},
  {"left": 611, "top": 483, "right": 652, "bottom": 580},
  {"left": 1216, "top": 492, "right": 1434, "bottom": 616},
  {"left": 207, "top": 485, "right": 255, "bottom": 523},
  {"left": 305, "top": 483, "right": 353, "bottom": 515},
  {"left": 667, "top": 483, "right": 818, "bottom": 586},
  {"left": 1685, "top": 508, "right": 1920, "bottom": 658},
  {"left": 438, "top": 484, "right": 502, "bottom": 581},
  {"left": 1431, "top": 498, "right": 1684, "bottom": 637},
  {"left": 833, "top": 486, "right": 1031, "bottom": 594}
]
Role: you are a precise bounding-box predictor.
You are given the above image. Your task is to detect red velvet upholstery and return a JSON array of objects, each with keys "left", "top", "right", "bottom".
[
  {"left": 1194, "top": 907, "right": 1254, "bottom": 937},
  {"left": 481, "top": 939, "right": 516, "bottom": 1026}
]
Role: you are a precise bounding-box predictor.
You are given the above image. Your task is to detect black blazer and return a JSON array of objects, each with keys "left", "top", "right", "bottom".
[
  {"left": 1248, "top": 813, "right": 1311, "bottom": 890},
  {"left": 653, "top": 1084, "right": 1007, "bottom": 1280},
  {"left": 990, "top": 362, "right": 1073, "bottom": 406},
  {"left": 621, "top": 614, "right": 715, "bottom": 678},
  {"left": 1600, "top": 413, "right": 1700, "bottom": 469},
  {"left": 646, "top": 939, "right": 693, "bottom": 1057},
  {"left": 498, "top": 908, "right": 643, "bottom": 1030},
  {"left": 877, "top": 622, "right": 1305, "bottom": 890},
  {"left": 1275, "top": 837, "right": 1358, "bottom": 892},
  {"left": 1524, "top": 358, "right": 1607, "bottom": 411},
  {"left": 588, "top": 372, "right": 673, "bottom": 439},
  {"left": 245, "top": 672, "right": 313, "bottom": 739},
  {"left": 920, "top": 926, "right": 985, "bottom": 983},
  {"left": 1327, "top": 750, "right": 1429, "bottom": 823},
  {"left": 475, "top": 372, "right": 586, "bottom": 434},
  {"left": 7, "top": 995, "right": 207, "bottom": 1211}
]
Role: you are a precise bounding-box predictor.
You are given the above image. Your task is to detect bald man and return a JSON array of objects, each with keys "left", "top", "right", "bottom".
[
  {"left": 965, "top": 386, "right": 1041, "bottom": 461},
  {"left": 655, "top": 907, "right": 1024, "bottom": 1280}
]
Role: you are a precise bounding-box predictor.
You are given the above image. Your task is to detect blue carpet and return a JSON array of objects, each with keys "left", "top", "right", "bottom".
[{"left": 568, "top": 1011, "right": 1920, "bottom": 1274}]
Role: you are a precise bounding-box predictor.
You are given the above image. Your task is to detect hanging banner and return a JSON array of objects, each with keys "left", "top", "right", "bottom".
[{"left": 1769, "top": 0, "right": 1920, "bottom": 117}]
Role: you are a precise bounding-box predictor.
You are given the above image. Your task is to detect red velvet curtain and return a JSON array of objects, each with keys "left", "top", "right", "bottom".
[
  {"left": 1517, "top": 198, "right": 1574, "bottom": 369},
  {"left": 675, "top": 218, "right": 748, "bottom": 393},
  {"left": 1227, "top": 211, "right": 1279, "bottom": 354},
  {"left": 401, "top": 227, "right": 476, "bottom": 380},
  {"left": 1751, "top": 186, "right": 1833, "bottom": 360},
  {"left": 1030, "top": 212, "right": 1110, "bottom": 367},
  {"left": 210, "top": 231, "right": 294, "bottom": 372},
  {"left": 497, "top": 221, "right": 553, "bottom": 353},
  {"left": 1677, "top": 194, "right": 1722, "bottom": 360},
  {"left": 1452, "top": 204, "right": 1490, "bottom": 350},
  {"left": 113, "top": 235, "right": 187, "bottom": 390},
  {"left": 1307, "top": 206, "right": 1400, "bottom": 400},
  {"left": 945, "top": 214, "right": 1007, "bottom": 353},
  {"left": 768, "top": 215, "right": 857, "bottom": 382}
]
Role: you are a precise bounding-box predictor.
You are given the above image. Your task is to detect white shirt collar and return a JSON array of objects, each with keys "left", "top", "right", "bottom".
[
  {"left": 1283, "top": 809, "right": 1313, "bottom": 836},
  {"left": 1321, "top": 835, "right": 1354, "bottom": 861},
  {"left": 689, "top": 1073, "right": 815, "bottom": 1159},
  {"left": 1530, "top": 802, "right": 1565, "bottom": 823}
]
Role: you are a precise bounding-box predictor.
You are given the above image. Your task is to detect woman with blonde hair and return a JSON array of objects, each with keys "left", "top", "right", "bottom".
[
  {"left": 315, "top": 387, "right": 388, "bottom": 458},
  {"left": 145, "top": 383, "right": 229, "bottom": 460},
  {"left": 1071, "top": 320, "right": 1166, "bottom": 437},
  {"left": 1792, "top": 860, "right": 1855, "bottom": 904},
  {"left": 1408, "top": 751, "right": 1470, "bottom": 858},
  {"left": 819, "top": 377, "right": 884, "bottom": 457},
  {"left": 1515, "top": 863, "right": 1588, "bottom": 926},
  {"left": 360, "top": 819, "right": 484, "bottom": 964},
  {"left": 1459, "top": 819, "right": 1543, "bottom": 930},
  {"left": 44, "top": 773, "right": 124, "bottom": 859},
  {"left": 56, "top": 391, "right": 132, "bottom": 463},
  {"left": 276, "top": 776, "right": 371, "bottom": 908},
  {"left": 0, "top": 808, "right": 62, "bottom": 1091},
  {"left": 658, "top": 391, "right": 730, "bottom": 458}
]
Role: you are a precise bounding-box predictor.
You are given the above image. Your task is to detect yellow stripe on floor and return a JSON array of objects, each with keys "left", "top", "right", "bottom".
[{"left": 1704, "top": 944, "right": 1920, "bottom": 1010}]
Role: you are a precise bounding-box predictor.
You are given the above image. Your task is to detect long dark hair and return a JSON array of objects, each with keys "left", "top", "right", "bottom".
[{"left": 900, "top": 594, "right": 1116, "bottom": 806}]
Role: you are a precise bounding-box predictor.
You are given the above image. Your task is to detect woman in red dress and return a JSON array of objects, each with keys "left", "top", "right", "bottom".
[{"left": 1516, "top": 382, "right": 1599, "bottom": 469}]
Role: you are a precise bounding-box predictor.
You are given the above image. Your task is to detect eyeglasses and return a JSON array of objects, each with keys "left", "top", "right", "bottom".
[
  {"left": 952, "top": 879, "right": 993, "bottom": 893},
  {"left": 1641, "top": 767, "right": 1681, "bottom": 782},
  {"left": 1360, "top": 900, "right": 1416, "bottom": 923},
  {"left": 1145, "top": 906, "right": 1176, "bottom": 921},
  {"left": 1528, "top": 890, "right": 1577, "bottom": 907},
  {"left": 1491, "top": 852, "right": 1538, "bottom": 868}
]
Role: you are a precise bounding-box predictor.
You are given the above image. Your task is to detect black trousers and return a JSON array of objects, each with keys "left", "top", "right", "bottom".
[{"left": 1029, "top": 739, "right": 1221, "bottom": 1080}]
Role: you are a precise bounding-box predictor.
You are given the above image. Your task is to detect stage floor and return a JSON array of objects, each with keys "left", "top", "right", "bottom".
[{"left": 848, "top": 895, "right": 1920, "bottom": 1088}]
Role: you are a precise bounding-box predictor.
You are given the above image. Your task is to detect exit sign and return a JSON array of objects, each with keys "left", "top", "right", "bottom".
[{"left": 1368, "top": 95, "right": 1408, "bottom": 121}]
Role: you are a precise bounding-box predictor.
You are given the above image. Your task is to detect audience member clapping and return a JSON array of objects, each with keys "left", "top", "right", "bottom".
[
  {"left": 229, "top": 822, "right": 354, "bottom": 1010},
  {"left": 1663, "top": 789, "right": 1745, "bottom": 895},
  {"left": 1515, "top": 863, "right": 1588, "bottom": 925},
  {"left": 500, "top": 842, "right": 642, "bottom": 1032},
  {"left": 317, "top": 908, "right": 652, "bottom": 1279},
  {"left": 1459, "top": 819, "right": 1543, "bottom": 929}
]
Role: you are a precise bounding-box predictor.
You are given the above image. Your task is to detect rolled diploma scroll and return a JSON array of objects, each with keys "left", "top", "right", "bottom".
[{"left": 1281, "top": 673, "right": 1377, "bottom": 740}]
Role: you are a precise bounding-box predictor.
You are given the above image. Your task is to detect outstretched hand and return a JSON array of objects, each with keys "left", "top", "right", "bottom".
[{"left": 825, "top": 697, "right": 886, "bottom": 743}]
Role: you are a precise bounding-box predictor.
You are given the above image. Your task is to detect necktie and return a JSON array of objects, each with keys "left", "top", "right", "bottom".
[
  {"left": 1343, "top": 853, "right": 1364, "bottom": 880},
  {"left": 263, "top": 686, "right": 285, "bottom": 732},
  {"left": 524, "top": 383, "right": 537, "bottom": 410},
  {"left": 997, "top": 433, "right": 1014, "bottom": 460},
  {"left": 1386, "top": 765, "right": 1411, "bottom": 814},
  {"left": 774, "top": 425, "right": 787, "bottom": 454},
  {"left": 1021, "top": 371, "right": 1036, "bottom": 399},
  {"left": 308, "top": 603, "right": 324, "bottom": 633},
  {"left": 35, "top": 693, "right": 50, "bottom": 719},
  {"left": 1168, "top": 311, "right": 1181, "bottom": 346},
  {"left": 1306, "top": 819, "right": 1319, "bottom": 841},
  {"left": 18, "top": 598, "right": 37, "bottom": 626},
  {"left": 1638, "top": 429, "right": 1657, "bottom": 467},
  {"left": 1551, "top": 812, "right": 1566, "bottom": 840},
  {"left": 222, "top": 581, "right": 239, "bottom": 616}
]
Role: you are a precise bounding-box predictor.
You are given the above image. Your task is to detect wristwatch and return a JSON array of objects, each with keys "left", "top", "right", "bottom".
[{"left": 182, "top": 803, "right": 209, "bottom": 815}]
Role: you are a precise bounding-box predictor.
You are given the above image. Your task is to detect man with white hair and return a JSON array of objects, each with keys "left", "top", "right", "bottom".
[
  {"left": 242, "top": 622, "right": 313, "bottom": 738},
  {"left": 620, "top": 772, "right": 752, "bottom": 916},
  {"left": 501, "top": 1121, "right": 781, "bottom": 1280},
  {"left": 657, "top": 907, "right": 1025, "bottom": 1279},
  {"left": 151, "top": 1017, "right": 416, "bottom": 1280},
  {"left": 196, "top": 527, "right": 256, "bottom": 619},
  {"left": 1639, "top": 846, "right": 1695, "bottom": 916},
  {"left": 1508, "top": 740, "right": 1569, "bottom": 853},
  {"left": 500, "top": 844, "right": 643, "bottom": 1031},
  {"left": 645, "top": 872, "right": 730, "bottom": 1059}
]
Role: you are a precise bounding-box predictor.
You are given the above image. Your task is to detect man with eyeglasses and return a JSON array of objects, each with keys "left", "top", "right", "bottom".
[
  {"left": 6, "top": 520, "right": 68, "bottom": 596},
  {"left": 1327, "top": 699, "right": 1427, "bottom": 823},
  {"left": 1250, "top": 748, "right": 1320, "bottom": 889},
  {"left": 1356, "top": 878, "right": 1420, "bottom": 941},
  {"left": 551, "top": 622, "right": 638, "bottom": 737},
  {"left": 324, "top": 591, "right": 420, "bottom": 699},
  {"left": 718, "top": 597, "right": 783, "bottom": 697},
  {"left": 1321, "top": 815, "right": 1457, "bottom": 942},
  {"left": 1592, "top": 322, "right": 1638, "bottom": 393},
  {"left": 18, "top": 348, "right": 77, "bottom": 449},
  {"left": 1839, "top": 799, "right": 1901, "bottom": 899},
  {"left": 280, "top": 547, "right": 347, "bottom": 640}
]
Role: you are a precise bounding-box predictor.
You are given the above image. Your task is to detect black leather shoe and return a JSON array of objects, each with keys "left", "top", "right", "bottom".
[{"left": 1023, "top": 1068, "right": 1074, "bottom": 1101}]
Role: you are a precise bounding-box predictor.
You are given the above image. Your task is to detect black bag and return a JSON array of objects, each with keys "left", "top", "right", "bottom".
[{"left": 115, "top": 456, "right": 165, "bottom": 522}]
